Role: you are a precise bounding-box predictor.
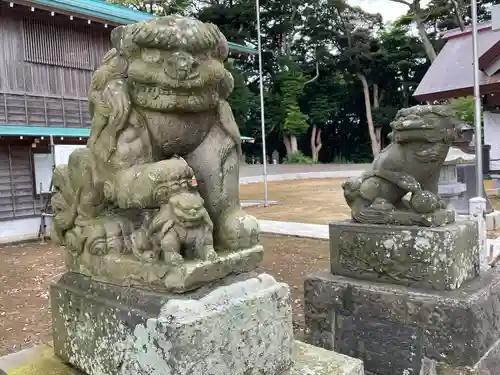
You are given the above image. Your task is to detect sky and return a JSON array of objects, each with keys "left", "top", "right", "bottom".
[{"left": 349, "top": 0, "right": 431, "bottom": 23}]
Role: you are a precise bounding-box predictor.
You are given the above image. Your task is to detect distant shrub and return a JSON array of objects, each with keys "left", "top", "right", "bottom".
[
  {"left": 282, "top": 151, "right": 316, "bottom": 164},
  {"left": 331, "top": 155, "right": 353, "bottom": 164}
]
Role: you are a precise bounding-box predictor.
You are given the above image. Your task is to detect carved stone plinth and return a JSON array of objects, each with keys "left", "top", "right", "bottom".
[
  {"left": 330, "top": 220, "right": 479, "bottom": 291},
  {"left": 304, "top": 272, "right": 500, "bottom": 375},
  {"left": 66, "top": 245, "right": 264, "bottom": 293},
  {"left": 51, "top": 272, "right": 364, "bottom": 375}
]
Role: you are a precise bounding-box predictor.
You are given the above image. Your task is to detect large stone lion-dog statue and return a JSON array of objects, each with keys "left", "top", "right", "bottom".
[
  {"left": 342, "top": 105, "right": 474, "bottom": 227},
  {"left": 51, "top": 16, "right": 260, "bottom": 268}
]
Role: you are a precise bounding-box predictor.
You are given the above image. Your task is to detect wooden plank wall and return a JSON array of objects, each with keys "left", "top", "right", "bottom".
[
  {"left": 0, "top": 143, "right": 38, "bottom": 220},
  {"left": 0, "top": 93, "right": 91, "bottom": 127},
  {"left": 0, "top": 2, "right": 112, "bottom": 220},
  {"left": 0, "top": 2, "right": 112, "bottom": 122}
]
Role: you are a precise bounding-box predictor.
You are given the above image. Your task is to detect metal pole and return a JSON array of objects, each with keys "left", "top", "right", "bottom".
[
  {"left": 256, "top": 0, "right": 268, "bottom": 206},
  {"left": 470, "top": 0, "right": 488, "bottom": 267},
  {"left": 471, "top": 0, "right": 483, "bottom": 196},
  {"left": 50, "top": 135, "right": 55, "bottom": 172}
]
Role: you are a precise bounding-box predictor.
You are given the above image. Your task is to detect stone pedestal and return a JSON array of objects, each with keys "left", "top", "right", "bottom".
[
  {"left": 51, "top": 272, "right": 364, "bottom": 375},
  {"left": 304, "top": 220, "right": 500, "bottom": 375},
  {"left": 305, "top": 272, "right": 500, "bottom": 375},
  {"left": 65, "top": 245, "right": 264, "bottom": 293},
  {"left": 329, "top": 221, "right": 479, "bottom": 291}
]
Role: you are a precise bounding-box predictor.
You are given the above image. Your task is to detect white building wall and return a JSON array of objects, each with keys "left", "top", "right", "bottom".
[
  {"left": 0, "top": 216, "right": 52, "bottom": 244},
  {"left": 484, "top": 111, "right": 500, "bottom": 171},
  {"left": 493, "top": 5, "right": 500, "bottom": 31}
]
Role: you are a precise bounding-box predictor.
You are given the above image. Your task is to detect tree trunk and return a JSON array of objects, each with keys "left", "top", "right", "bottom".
[
  {"left": 283, "top": 136, "right": 292, "bottom": 156},
  {"left": 412, "top": 1, "right": 437, "bottom": 62},
  {"left": 373, "top": 84, "right": 379, "bottom": 108},
  {"left": 290, "top": 135, "right": 299, "bottom": 154},
  {"left": 375, "top": 127, "right": 382, "bottom": 149},
  {"left": 389, "top": 0, "right": 437, "bottom": 62},
  {"left": 450, "top": 0, "right": 465, "bottom": 30},
  {"left": 357, "top": 73, "right": 381, "bottom": 157},
  {"left": 415, "top": 19, "right": 437, "bottom": 62},
  {"left": 373, "top": 84, "right": 383, "bottom": 149},
  {"left": 311, "top": 126, "right": 322, "bottom": 163}
]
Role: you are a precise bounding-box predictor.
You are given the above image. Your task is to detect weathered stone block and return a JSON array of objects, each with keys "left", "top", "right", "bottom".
[
  {"left": 52, "top": 272, "right": 294, "bottom": 375},
  {"left": 304, "top": 271, "right": 500, "bottom": 375},
  {"left": 66, "top": 245, "right": 264, "bottom": 293},
  {"left": 330, "top": 220, "right": 479, "bottom": 290}
]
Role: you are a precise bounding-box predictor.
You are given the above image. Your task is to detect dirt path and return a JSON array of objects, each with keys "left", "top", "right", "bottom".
[
  {"left": 241, "top": 178, "right": 351, "bottom": 224},
  {"left": 0, "top": 242, "right": 65, "bottom": 356}
]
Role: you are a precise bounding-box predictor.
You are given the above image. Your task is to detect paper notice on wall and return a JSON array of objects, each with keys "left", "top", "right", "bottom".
[{"left": 484, "top": 111, "right": 500, "bottom": 171}]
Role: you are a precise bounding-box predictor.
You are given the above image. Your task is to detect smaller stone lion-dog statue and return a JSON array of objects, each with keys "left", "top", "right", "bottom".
[
  {"left": 342, "top": 105, "right": 474, "bottom": 227},
  {"left": 146, "top": 191, "right": 217, "bottom": 266}
]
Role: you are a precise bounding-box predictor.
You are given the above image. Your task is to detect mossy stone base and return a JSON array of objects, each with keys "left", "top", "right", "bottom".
[
  {"left": 52, "top": 273, "right": 297, "bottom": 375},
  {"left": 66, "top": 245, "right": 264, "bottom": 293},
  {"left": 329, "top": 220, "right": 479, "bottom": 290},
  {"left": 304, "top": 271, "right": 500, "bottom": 375}
]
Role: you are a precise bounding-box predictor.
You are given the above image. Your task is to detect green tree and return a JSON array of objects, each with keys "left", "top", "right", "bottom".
[
  {"left": 304, "top": 0, "right": 386, "bottom": 156},
  {"left": 450, "top": 97, "right": 475, "bottom": 124},
  {"left": 225, "top": 59, "right": 259, "bottom": 139},
  {"left": 391, "top": 0, "right": 497, "bottom": 60},
  {"left": 387, "top": 0, "right": 438, "bottom": 62},
  {"left": 107, "top": 0, "right": 192, "bottom": 15},
  {"left": 278, "top": 58, "right": 311, "bottom": 155}
]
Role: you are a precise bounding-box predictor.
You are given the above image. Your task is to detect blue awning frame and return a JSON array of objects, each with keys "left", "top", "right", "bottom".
[
  {"left": 0, "top": 126, "right": 256, "bottom": 142},
  {"left": 0, "top": 126, "right": 90, "bottom": 137}
]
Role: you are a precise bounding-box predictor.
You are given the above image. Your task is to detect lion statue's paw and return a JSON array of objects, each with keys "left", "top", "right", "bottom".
[{"left": 215, "top": 209, "right": 260, "bottom": 251}]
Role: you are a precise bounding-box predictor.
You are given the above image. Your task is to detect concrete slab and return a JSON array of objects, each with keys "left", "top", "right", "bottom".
[
  {"left": 0, "top": 345, "right": 81, "bottom": 375},
  {"left": 289, "top": 341, "right": 364, "bottom": 375},
  {"left": 241, "top": 199, "right": 279, "bottom": 208},
  {"left": 1, "top": 342, "right": 363, "bottom": 375},
  {"left": 0, "top": 345, "right": 52, "bottom": 374},
  {"left": 259, "top": 220, "right": 329, "bottom": 240},
  {"left": 240, "top": 170, "right": 365, "bottom": 185},
  {"left": 240, "top": 164, "right": 370, "bottom": 178}
]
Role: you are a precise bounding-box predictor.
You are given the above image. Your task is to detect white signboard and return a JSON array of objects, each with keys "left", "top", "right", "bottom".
[
  {"left": 54, "top": 144, "right": 86, "bottom": 166},
  {"left": 33, "top": 153, "right": 53, "bottom": 194},
  {"left": 484, "top": 111, "right": 500, "bottom": 171},
  {"left": 33, "top": 144, "right": 86, "bottom": 194}
]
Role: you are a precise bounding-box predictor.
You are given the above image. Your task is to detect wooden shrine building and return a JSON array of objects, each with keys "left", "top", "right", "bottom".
[{"left": 414, "top": 4, "right": 500, "bottom": 176}]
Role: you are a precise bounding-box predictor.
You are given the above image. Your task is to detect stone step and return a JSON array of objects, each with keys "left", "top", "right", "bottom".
[{"left": 3, "top": 342, "right": 365, "bottom": 375}]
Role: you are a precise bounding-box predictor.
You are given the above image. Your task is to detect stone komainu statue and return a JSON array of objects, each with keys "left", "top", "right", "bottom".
[
  {"left": 342, "top": 105, "right": 474, "bottom": 227},
  {"left": 51, "top": 16, "right": 260, "bottom": 288}
]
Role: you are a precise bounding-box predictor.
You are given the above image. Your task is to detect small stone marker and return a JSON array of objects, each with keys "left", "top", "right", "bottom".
[{"left": 272, "top": 150, "right": 280, "bottom": 164}]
